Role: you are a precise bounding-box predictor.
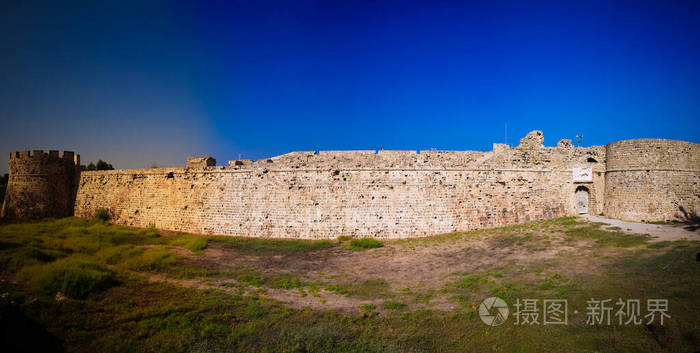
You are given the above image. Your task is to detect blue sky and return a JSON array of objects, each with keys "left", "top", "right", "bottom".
[{"left": 1, "top": 0, "right": 699, "bottom": 173}]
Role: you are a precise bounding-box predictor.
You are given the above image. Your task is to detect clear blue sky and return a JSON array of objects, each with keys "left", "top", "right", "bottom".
[{"left": 1, "top": 0, "right": 699, "bottom": 174}]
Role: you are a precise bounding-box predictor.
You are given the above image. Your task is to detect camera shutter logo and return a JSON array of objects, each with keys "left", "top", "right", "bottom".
[{"left": 479, "top": 297, "right": 509, "bottom": 326}]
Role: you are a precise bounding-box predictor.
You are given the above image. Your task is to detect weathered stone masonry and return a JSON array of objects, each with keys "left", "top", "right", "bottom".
[
  {"left": 0, "top": 150, "right": 80, "bottom": 219},
  {"left": 2, "top": 131, "right": 698, "bottom": 238}
]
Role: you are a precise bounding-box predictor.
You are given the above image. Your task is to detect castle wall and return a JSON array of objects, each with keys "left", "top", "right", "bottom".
[
  {"left": 73, "top": 133, "right": 607, "bottom": 239},
  {"left": 11, "top": 131, "right": 696, "bottom": 238},
  {"left": 604, "top": 139, "right": 700, "bottom": 222},
  {"left": 73, "top": 168, "right": 575, "bottom": 238},
  {"left": 1, "top": 151, "right": 80, "bottom": 219}
]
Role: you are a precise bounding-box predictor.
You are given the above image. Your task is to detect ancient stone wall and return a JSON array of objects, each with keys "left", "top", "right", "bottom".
[
  {"left": 604, "top": 139, "right": 700, "bottom": 222},
  {"left": 1, "top": 150, "right": 81, "bottom": 219},
  {"left": 8, "top": 132, "right": 695, "bottom": 238},
  {"left": 73, "top": 132, "right": 608, "bottom": 238}
]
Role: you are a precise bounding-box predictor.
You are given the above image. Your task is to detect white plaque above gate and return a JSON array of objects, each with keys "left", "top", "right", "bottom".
[{"left": 572, "top": 166, "right": 593, "bottom": 182}]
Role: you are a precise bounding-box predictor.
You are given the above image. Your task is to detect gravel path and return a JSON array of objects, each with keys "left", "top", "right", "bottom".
[{"left": 582, "top": 214, "right": 700, "bottom": 242}]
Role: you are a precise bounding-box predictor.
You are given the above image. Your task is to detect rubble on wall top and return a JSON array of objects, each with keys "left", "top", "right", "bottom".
[{"left": 518, "top": 130, "right": 544, "bottom": 149}]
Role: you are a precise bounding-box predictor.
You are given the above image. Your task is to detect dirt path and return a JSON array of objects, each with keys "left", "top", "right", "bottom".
[{"left": 582, "top": 214, "right": 700, "bottom": 241}]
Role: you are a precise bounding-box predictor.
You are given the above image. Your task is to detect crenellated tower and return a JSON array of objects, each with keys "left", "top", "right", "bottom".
[{"left": 0, "top": 150, "right": 81, "bottom": 219}]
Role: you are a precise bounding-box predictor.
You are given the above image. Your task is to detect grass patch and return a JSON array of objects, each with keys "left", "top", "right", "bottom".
[
  {"left": 267, "top": 274, "right": 303, "bottom": 289},
  {"left": 565, "top": 226, "right": 651, "bottom": 247},
  {"left": 489, "top": 283, "right": 516, "bottom": 300},
  {"left": 360, "top": 303, "right": 376, "bottom": 314},
  {"left": 535, "top": 273, "right": 568, "bottom": 290},
  {"left": 121, "top": 247, "right": 178, "bottom": 271},
  {"left": 172, "top": 234, "right": 208, "bottom": 253},
  {"left": 345, "top": 238, "right": 383, "bottom": 251},
  {"left": 19, "top": 258, "right": 117, "bottom": 299},
  {"left": 209, "top": 236, "right": 334, "bottom": 253},
  {"left": 550, "top": 216, "right": 583, "bottom": 226},
  {"left": 449, "top": 274, "right": 487, "bottom": 289},
  {"left": 324, "top": 279, "right": 391, "bottom": 299},
  {"left": 94, "top": 208, "right": 109, "bottom": 221}
]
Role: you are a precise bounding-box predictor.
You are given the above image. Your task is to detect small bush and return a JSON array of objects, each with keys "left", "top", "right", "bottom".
[
  {"left": 337, "top": 236, "right": 352, "bottom": 242},
  {"left": 20, "top": 258, "right": 117, "bottom": 299},
  {"left": 94, "top": 208, "right": 109, "bottom": 221},
  {"left": 346, "top": 238, "right": 383, "bottom": 251}
]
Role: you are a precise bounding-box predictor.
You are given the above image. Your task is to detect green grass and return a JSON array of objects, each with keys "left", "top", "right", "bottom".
[
  {"left": 94, "top": 208, "right": 109, "bottom": 221},
  {"left": 1, "top": 217, "right": 699, "bottom": 352},
  {"left": 565, "top": 226, "right": 652, "bottom": 247},
  {"left": 324, "top": 279, "right": 392, "bottom": 299},
  {"left": 449, "top": 274, "right": 487, "bottom": 289},
  {"left": 19, "top": 258, "right": 117, "bottom": 299},
  {"left": 345, "top": 238, "right": 383, "bottom": 251},
  {"left": 121, "top": 247, "right": 178, "bottom": 271},
  {"left": 360, "top": 303, "right": 376, "bottom": 314},
  {"left": 171, "top": 234, "right": 209, "bottom": 253},
  {"left": 209, "top": 235, "right": 335, "bottom": 253},
  {"left": 267, "top": 274, "right": 303, "bottom": 289},
  {"left": 384, "top": 301, "right": 407, "bottom": 310},
  {"left": 535, "top": 273, "right": 568, "bottom": 290}
]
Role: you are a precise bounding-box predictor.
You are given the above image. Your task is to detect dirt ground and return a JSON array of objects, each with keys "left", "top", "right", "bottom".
[{"left": 146, "top": 216, "right": 684, "bottom": 314}]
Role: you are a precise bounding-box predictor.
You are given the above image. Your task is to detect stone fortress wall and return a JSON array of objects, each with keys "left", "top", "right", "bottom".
[
  {"left": 70, "top": 131, "right": 609, "bottom": 239},
  {"left": 2, "top": 131, "right": 698, "bottom": 239}
]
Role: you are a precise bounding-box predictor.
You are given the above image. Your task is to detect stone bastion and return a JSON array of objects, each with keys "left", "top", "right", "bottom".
[{"left": 2, "top": 131, "right": 698, "bottom": 239}]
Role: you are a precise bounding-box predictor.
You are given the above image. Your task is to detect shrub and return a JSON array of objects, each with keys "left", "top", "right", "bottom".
[
  {"left": 337, "top": 236, "right": 352, "bottom": 242},
  {"left": 94, "top": 208, "right": 109, "bottom": 221},
  {"left": 346, "top": 238, "right": 383, "bottom": 251},
  {"left": 20, "top": 258, "right": 117, "bottom": 299},
  {"left": 87, "top": 160, "right": 114, "bottom": 171}
]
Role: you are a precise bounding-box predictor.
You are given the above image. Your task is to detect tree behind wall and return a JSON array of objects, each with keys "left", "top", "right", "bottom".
[{"left": 86, "top": 160, "right": 114, "bottom": 171}]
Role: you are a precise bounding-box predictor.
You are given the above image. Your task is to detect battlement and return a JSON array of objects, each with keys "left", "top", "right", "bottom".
[
  {"left": 2, "top": 149, "right": 82, "bottom": 219},
  {"left": 9, "top": 150, "right": 80, "bottom": 166}
]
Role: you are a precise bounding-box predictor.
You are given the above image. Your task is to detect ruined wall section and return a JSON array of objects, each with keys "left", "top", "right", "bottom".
[
  {"left": 604, "top": 139, "right": 700, "bottom": 222},
  {"left": 1, "top": 150, "right": 81, "bottom": 219},
  {"left": 74, "top": 132, "right": 606, "bottom": 239}
]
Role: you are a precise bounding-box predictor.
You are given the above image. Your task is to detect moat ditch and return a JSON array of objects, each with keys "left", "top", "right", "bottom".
[{"left": 0, "top": 216, "right": 698, "bottom": 352}]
